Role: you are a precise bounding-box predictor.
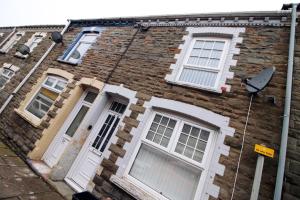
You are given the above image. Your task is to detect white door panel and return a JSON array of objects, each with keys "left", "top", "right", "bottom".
[{"left": 65, "top": 100, "right": 127, "bottom": 191}]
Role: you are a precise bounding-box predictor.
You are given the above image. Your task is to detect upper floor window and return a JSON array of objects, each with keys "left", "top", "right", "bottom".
[
  {"left": 178, "top": 38, "right": 229, "bottom": 89},
  {"left": 26, "top": 76, "right": 67, "bottom": 119},
  {"left": 127, "top": 112, "right": 215, "bottom": 200},
  {"left": 0, "top": 31, "right": 25, "bottom": 53},
  {"left": 0, "top": 63, "right": 19, "bottom": 89},
  {"left": 165, "top": 27, "right": 245, "bottom": 93},
  {"left": 15, "top": 32, "right": 46, "bottom": 58},
  {"left": 58, "top": 27, "right": 104, "bottom": 65}
]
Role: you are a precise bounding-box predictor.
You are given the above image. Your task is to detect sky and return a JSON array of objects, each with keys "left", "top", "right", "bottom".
[{"left": 0, "top": 0, "right": 299, "bottom": 27}]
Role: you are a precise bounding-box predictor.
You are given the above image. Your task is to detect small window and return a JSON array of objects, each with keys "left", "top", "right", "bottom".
[
  {"left": 128, "top": 112, "right": 215, "bottom": 200},
  {"left": 177, "top": 37, "right": 229, "bottom": 90},
  {"left": 0, "top": 31, "right": 25, "bottom": 53},
  {"left": 62, "top": 32, "right": 98, "bottom": 64},
  {"left": 26, "top": 76, "right": 67, "bottom": 119},
  {"left": 0, "top": 63, "right": 19, "bottom": 89},
  {"left": 15, "top": 32, "right": 46, "bottom": 58}
]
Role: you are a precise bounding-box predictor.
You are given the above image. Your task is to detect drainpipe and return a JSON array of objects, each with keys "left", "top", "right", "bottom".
[
  {"left": 274, "top": 4, "right": 299, "bottom": 200},
  {"left": 0, "top": 20, "right": 72, "bottom": 115},
  {"left": 0, "top": 27, "right": 16, "bottom": 48}
]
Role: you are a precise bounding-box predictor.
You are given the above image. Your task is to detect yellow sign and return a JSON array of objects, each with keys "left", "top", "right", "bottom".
[{"left": 254, "top": 144, "right": 274, "bottom": 158}]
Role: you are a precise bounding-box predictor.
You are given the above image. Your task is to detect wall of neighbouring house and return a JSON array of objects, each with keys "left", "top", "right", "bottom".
[
  {"left": 0, "top": 24, "right": 290, "bottom": 200},
  {"left": 284, "top": 24, "right": 300, "bottom": 200}
]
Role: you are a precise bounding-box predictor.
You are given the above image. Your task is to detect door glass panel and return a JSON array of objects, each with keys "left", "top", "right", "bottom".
[
  {"left": 65, "top": 105, "right": 89, "bottom": 137},
  {"left": 84, "top": 92, "right": 97, "bottom": 103},
  {"left": 91, "top": 101, "right": 127, "bottom": 152}
]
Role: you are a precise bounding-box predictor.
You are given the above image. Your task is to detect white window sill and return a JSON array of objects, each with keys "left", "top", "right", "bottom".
[
  {"left": 110, "top": 175, "right": 158, "bottom": 200},
  {"left": 57, "top": 58, "right": 79, "bottom": 66},
  {"left": 14, "top": 108, "right": 42, "bottom": 128},
  {"left": 14, "top": 53, "right": 28, "bottom": 59},
  {"left": 166, "top": 79, "right": 223, "bottom": 94}
]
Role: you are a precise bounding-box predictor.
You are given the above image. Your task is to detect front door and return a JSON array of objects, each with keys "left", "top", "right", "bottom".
[
  {"left": 43, "top": 90, "right": 98, "bottom": 168},
  {"left": 65, "top": 99, "right": 127, "bottom": 191}
]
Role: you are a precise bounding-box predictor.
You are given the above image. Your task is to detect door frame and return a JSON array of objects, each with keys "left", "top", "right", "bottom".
[
  {"left": 64, "top": 94, "right": 129, "bottom": 192},
  {"left": 42, "top": 88, "right": 98, "bottom": 168}
]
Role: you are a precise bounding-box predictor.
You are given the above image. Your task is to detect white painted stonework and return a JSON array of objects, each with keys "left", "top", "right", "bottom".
[
  {"left": 165, "top": 27, "right": 245, "bottom": 93},
  {"left": 114, "top": 96, "right": 235, "bottom": 200}
]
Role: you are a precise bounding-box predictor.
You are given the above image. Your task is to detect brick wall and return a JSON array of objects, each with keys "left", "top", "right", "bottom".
[{"left": 0, "top": 24, "right": 290, "bottom": 200}]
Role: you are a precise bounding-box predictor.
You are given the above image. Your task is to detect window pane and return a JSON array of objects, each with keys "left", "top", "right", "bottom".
[
  {"left": 0, "top": 75, "right": 9, "bottom": 88},
  {"left": 81, "top": 34, "right": 97, "bottom": 43},
  {"left": 130, "top": 144, "right": 201, "bottom": 200},
  {"left": 84, "top": 92, "right": 97, "bottom": 103},
  {"left": 194, "top": 40, "right": 204, "bottom": 48},
  {"left": 146, "top": 114, "right": 176, "bottom": 147},
  {"left": 213, "top": 41, "right": 225, "bottom": 50},
  {"left": 207, "top": 59, "right": 220, "bottom": 68},
  {"left": 203, "top": 41, "right": 214, "bottom": 49},
  {"left": 65, "top": 106, "right": 89, "bottom": 137},
  {"left": 45, "top": 77, "right": 55, "bottom": 87},
  {"left": 211, "top": 50, "right": 222, "bottom": 59},
  {"left": 175, "top": 124, "right": 210, "bottom": 163},
  {"left": 199, "top": 49, "right": 211, "bottom": 57},
  {"left": 179, "top": 68, "right": 218, "bottom": 88},
  {"left": 26, "top": 88, "right": 58, "bottom": 119},
  {"left": 54, "top": 81, "right": 67, "bottom": 91}
]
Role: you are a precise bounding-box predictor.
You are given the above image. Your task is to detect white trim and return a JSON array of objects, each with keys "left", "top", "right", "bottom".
[
  {"left": 165, "top": 27, "right": 245, "bottom": 93},
  {"left": 15, "top": 32, "right": 47, "bottom": 58},
  {"left": 0, "top": 31, "right": 25, "bottom": 53},
  {"left": 115, "top": 96, "right": 235, "bottom": 200}
]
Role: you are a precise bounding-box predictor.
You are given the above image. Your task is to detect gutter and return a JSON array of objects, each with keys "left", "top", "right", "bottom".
[
  {"left": 0, "top": 27, "right": 16, "bottom": 48},
  {"left": 274, "top": 3, "right": 299, "bottom": 200},
  {"left": 0, "top": 20, "right": 72, "bottom": 115}
]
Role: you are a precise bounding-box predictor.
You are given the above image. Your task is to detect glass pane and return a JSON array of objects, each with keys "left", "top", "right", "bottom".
[
  {"left": 146, "top": 131, "right": 155, "bottom": 141},
  {"left": 147, "top": 114, "right": 176, "bottom": 147},
  {"left": 203, "top": 41, "right": 214, "bottom": 49},
  {"left": 194, "top": 40, "right": 204, "bottom": 48},
  {"left": 175, "top": 143, "right": 185, "bottom": 154},
  {"left": 0, "top": 76, "right": 9, "bottom": 87},
  {"left": 187, "top": 56, "right": 198, "bottom": 65},
  {"left": 191, "top": 127, "right": 200, "bottom": 138},
  {"left": 187, "top": 137, "right": 197, "bottom": 148},
  {"left": 199, "top": 49, "right": 211, "bottom": 58},
  {"left": 184, "top": 146, "right": 194, "bottom": 158},
  {"left": 200, "top": 130, "right": 210, "bottom": 141},
  {"left": 190, "top": 49, "right": 201, "bottom": 57},
  {"left": 213, "top": 41, "right": 225, "bottom": 50},
  {"left": 179, "top": 68, "right": 218, "bottom": 88},
  {"left": 207, "top": 59, "right": 220, "bottom": 68},
  {"left": 211, "top": 50, "right": 222, "bottom": 59},
  {"left": 197, "top": 57, "right": 208, "bottom": 66},
  {"left": 130, "top": 144, "right": 201, "bottom": 200},
  {"left": 196, "top": 140, "right": 207, "bottom": 151},
  {"left": 153, "top": 114, "right": 162, "bottom": 123},
  {"left": 65, "top": 106, "right": 89, "bottom": 137},
  {"left": 45, "top": 77, "right": 55, "bottom": 87},
  {"left": 26, "top": 89, "right": 55, "bottom": 119},
  {"left": 193, "top": 150, "right": 204, "bottom": 162},
  {"left": 81, "top": 34, "right": 97, "bottom": 43},
  {"left": 176, "top": 123, "right": 211, "bottom": 163},
  {"left": 54, "top": 81, "right": 67, "bottom": 91},
  {"left": 84, "top": 92, "right": 97, "bottom": 103}
]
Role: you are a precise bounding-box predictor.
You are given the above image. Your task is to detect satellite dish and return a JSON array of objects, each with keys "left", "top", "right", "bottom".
[
  {"left": 51, "top": 32, "right": 63, "bottom": 43},
  {"left": 70, "top": 50, "right": 81, "bottom": 59},
  {"left": 243, "top": 67, "right": 276, "bottom": 94},
  {"left": 17, "top": 44, "right": 30, "bottom": 55}
]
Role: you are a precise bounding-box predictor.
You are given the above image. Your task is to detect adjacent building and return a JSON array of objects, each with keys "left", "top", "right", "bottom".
[{"left": 0, "top": 6, "right": 299, "bottom": 200}]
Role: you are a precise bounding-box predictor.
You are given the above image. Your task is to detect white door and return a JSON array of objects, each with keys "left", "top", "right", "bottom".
[
  {"left": 65, "top": 99, "right": 127, "bottom": 192},
  {"left": 42, "top": 90, "right": 98, "bottom": 168}
]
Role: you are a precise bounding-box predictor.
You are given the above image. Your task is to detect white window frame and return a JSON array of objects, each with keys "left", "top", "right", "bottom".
[
  {"left": 0, "top": 63, "right": 19, "bottom": 90},
  {"left": 175, "top": 37, "right": 230, "bottom": 91},
  {"left": 0, "top": 31, "right": 25, "bottom": 53},
  {"left": 15, "top": 32, "right": 46, "bottom": 58},
  {"left": 123, "top": 110, "right": 217, "bottom": 200},
  {"left": 25, "top": 75, "right": 67, "bottom": 121},
  {"left": 64, "top": 32, "right": 98, "bottom": 64}
]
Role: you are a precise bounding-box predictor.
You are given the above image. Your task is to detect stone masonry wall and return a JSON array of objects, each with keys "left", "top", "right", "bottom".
[
  {"left": 0, "top": 24, "right": 290, "bottom": 200},
  {"left": 283, "top": 25, "right": 300, "bottom": 200}
]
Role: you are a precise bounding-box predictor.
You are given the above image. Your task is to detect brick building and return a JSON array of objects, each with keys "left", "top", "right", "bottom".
[{"left": 0, "top": 5, "right": 299, "bottom": 200}]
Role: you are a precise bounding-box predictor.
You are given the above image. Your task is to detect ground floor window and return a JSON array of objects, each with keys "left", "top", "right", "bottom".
[{"left": 126, "top": 112, "right": 215, "bottom": 200}]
